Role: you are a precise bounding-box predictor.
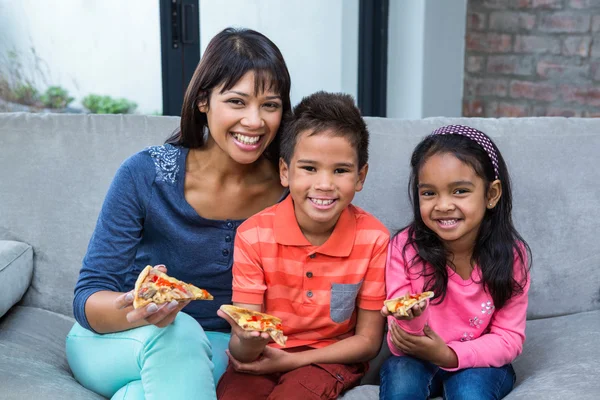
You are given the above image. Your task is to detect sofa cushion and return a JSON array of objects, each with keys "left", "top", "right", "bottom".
[
  {"left": 341, "top": 310, "right": 600, "bottom": 400},
  {"left": 0, "top": 306, "right": 103, "bottom": 399},
  {"left": 510, "top": 309, "right": 600, "bottom": 398},
  {"left": 0, "top": 241, "right": 33, "bottom": 318}
]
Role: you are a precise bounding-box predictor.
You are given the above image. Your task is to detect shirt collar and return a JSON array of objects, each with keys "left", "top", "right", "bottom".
[{"left": 273, "top": 195, "right": 356, "bottom": 257}]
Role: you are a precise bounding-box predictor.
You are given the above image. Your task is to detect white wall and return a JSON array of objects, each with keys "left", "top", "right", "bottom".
[
  {"left": 199, "top": 0, "right": 359, "bottom": 107},
  {"left": 422, "top": 0, "right": 467, "bottom": 118},
  {"left": 1, "top": 0, "right": 465, "bottom": 117},
  {"left": 0, "top": 0, "right": 358, "bottom": 114},
  {"left": 0, "top": 0, "right": 162, "bottom": 113},
  {"left": 387, "top": 0, "right": 467, "bottom": 119},
  {"left": 387, "top": 0, "right": 425, "bottom": 119}
]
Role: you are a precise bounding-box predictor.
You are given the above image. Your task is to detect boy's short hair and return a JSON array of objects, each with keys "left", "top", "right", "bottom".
[{"left": 280, "top": 91, "right": 369, "bottom": 168}]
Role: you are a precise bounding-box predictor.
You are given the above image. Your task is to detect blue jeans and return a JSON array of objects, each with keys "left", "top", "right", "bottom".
[
  {"left": 66, "top": 312, "right": 230, "bottom": 400},
  {"left": 379, "top": 356, "right": 515, "bottom": 400}
]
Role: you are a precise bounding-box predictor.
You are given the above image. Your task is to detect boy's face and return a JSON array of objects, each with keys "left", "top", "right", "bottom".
[{"left": 279, "top": 129, "right": 368, "bottom": 239}]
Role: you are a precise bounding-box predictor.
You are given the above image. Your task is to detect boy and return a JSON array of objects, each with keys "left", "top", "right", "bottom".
[{"left": 216, "top": 92, "right": 389, "bottom": 400}]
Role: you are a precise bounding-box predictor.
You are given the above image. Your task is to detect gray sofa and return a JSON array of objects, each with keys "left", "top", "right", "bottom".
[{"left": 1, "top": 113, "right": 598, "bottom": 399}]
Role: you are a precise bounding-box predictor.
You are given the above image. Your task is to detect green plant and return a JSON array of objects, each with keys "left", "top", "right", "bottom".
[
  {"left": 0, "top": 75, "right": 12, "bottom": 100},
  {"left": 40, "top": 86, "right": 74, "bottom": 109},
  {"left": 1, "top": 47, "right": 50, "bottom": 101},
  {"left": 82, "top": 94, "right": 137, "bottom": 114},
  {"left": 13, "top": 82, "right": 39, "bottom": 105}
]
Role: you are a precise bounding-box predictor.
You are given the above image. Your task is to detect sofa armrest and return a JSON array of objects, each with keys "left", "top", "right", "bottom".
[{"left": 0, "top": 240, "right": 33, "bottom": 318}]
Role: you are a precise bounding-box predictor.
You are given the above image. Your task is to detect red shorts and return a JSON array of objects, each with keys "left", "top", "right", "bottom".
[{"left": 216, "top": 361, "right": 367, "bottom": 400}]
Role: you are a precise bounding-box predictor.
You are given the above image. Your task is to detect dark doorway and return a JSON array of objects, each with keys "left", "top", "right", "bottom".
[
  {"left": 159, "top": 0, "right": 200, "bottom": 116},
  {"left": 358, "top": 0, "right": 389, "bottom": 117}
]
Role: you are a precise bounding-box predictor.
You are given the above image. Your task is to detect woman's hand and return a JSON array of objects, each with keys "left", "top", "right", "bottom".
[
  {"left": 380, "top": 300, "right": 428, "bottom": 320},
  {"left": 388, "top": 323, "right": 457, "bottom": 368},
  {"left": 114, "top": 265, "right": 190, "bottom": 328},
  {"left": 226, "top": 346, "right": 299, "bottom": 375}
]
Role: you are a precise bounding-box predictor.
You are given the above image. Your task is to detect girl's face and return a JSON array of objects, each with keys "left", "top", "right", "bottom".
[
  {"left": 199, "top": 71, "right": 283, "bottom": 165},
  {"left": 417, "top": 152, "right": 500, "bottom": 251}
]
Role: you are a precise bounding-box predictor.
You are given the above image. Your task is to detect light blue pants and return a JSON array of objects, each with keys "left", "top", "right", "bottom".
[{"left": 66, "top": 313, "right": 230, "bottom": 400}]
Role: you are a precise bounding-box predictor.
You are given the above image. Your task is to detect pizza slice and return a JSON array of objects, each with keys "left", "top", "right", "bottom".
[
  {"left": 384, "top": 291, "right": 434, "bottom": 317},
  {"left": 219, "top": 304, "right": 287, "bottom": 347},
  {"left": 133, "top": 265, "right": 213, "bottom": 309}
]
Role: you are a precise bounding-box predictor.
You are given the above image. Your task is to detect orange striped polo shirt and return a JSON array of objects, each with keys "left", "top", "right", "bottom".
[{"left": 232, "top": 195, "right": 389, "bottom": 349}]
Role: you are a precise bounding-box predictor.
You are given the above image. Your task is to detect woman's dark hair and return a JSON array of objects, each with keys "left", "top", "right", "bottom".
[
  {"left": 165, "top": 27, "right": 291, "bottom": 165},
  {"left": 399, "top": 133, "right": 531, "bottom": 310}
]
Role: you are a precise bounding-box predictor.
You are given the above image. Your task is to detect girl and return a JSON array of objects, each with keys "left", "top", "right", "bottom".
[
  {"left": 379, "top": 125, "right": 531, "bottom": 400},
  {"left": 66, "top": 27, "right": 291, "bottom": 400}
]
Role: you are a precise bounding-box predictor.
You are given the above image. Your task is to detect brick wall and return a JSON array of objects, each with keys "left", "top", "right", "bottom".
[{"left": 463, "top": 0, "right": 600, "bottom": 117}]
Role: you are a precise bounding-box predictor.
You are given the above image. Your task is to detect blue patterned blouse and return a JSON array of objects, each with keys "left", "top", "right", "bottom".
[{"left": 73, "top": 144, "right": 244, "bottom": 332}]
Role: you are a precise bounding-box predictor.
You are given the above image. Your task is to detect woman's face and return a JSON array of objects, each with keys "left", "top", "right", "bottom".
[{"left": 199, "top": 71, "right": 283, "bottom": 165}]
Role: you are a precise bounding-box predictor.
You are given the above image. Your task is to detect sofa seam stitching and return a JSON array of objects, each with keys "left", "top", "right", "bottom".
[{"left": 0, "top": 244, "right": 33, "bottom": 273}]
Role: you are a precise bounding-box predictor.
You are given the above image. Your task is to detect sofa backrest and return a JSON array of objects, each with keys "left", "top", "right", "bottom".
[
  {"left": 0, "top": 114, "right": 179, "bottom": 317},
  {"left": 1, "top": 113, "right": 599, "bottom": 320}
]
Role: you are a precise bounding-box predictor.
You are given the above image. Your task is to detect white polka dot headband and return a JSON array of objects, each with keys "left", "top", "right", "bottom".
[{"left": 430, "top": 125, "right": 500, "bottom": 180}]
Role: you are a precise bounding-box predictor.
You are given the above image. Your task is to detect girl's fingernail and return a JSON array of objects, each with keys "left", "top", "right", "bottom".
[
  {"left": 167, "top": 300, "right": 178, "bottom": 310},
  {"left": 147, "top": 303, "right": 158, "bottom": 313},
  {"left": 125, "top": 293, "right": 133, "bottom": 302}
]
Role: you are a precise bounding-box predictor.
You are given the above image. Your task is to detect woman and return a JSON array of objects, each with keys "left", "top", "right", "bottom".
[{"left": 66, "top": 27, "right": 291, "bottom": 400}]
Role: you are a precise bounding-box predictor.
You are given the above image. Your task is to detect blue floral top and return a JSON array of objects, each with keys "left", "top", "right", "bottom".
[{"left": 73, "top": 144, "right": 243, "bottom": 332}]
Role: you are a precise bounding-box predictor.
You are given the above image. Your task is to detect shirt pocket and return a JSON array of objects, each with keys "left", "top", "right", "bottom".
[{"left": 330, "top": 281, "right": 363, "bottom": 323}]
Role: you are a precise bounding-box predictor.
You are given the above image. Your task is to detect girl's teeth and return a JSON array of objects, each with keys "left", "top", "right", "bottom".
[
  {"left": 312, "top": 198, "right": 334, "bottom": 206},
  {"left": 233, "top": 133, "right": 260, "bottom": 144},
  {"left": 439, "top": 219, "right": 457, "bottom": 225}
]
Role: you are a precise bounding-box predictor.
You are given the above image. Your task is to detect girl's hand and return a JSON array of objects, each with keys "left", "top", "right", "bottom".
[
  {"left": 114, "top": 265, "right": 190, "bottom": 328},
  {"left": 380, "top": 300, "right": 428, "bottom": 320},
  {"left": 389, "top": 323, "right": 458, "bottom": 368},
  {"left": 226, "top": 346, "right": 299, "bottom": 375}
]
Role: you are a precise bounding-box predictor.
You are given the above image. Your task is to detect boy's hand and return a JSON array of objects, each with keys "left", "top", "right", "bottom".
[
  {"left": 380, "top": 300, "right": 428, "bottom": 320},
  {"left": 226, "top": 346, "right": 299, "bottom": 375},
  {"left": 218, "top": 306, "right": 271, "bottom": 363},
  {"left": 217, "top": 309, "right": 271, "bottom": 344},
  {"left": 389, "top": 323, "right": 457, "bottom": 368}
]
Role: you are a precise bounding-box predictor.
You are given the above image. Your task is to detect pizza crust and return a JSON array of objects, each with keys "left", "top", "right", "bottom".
[{"left": 133, "top": 265, "right": 153, "bottom": 309}]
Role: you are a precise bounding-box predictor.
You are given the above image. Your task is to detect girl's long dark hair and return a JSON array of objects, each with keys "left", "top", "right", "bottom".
[
  {"left": 400, "top": 133, "right": 531, "bottom": 310},
  {"left": 165, "top": 27, "right": 291, "bottom": 166}
]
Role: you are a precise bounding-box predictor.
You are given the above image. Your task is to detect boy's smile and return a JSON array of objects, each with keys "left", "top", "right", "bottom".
[{"left": 280, "top": 129, "right": 367, "bottom": 244}]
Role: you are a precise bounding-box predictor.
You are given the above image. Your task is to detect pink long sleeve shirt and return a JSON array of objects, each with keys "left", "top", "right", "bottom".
[{"left": 386, "top": 229, "right": 530, "bottom": 371}]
